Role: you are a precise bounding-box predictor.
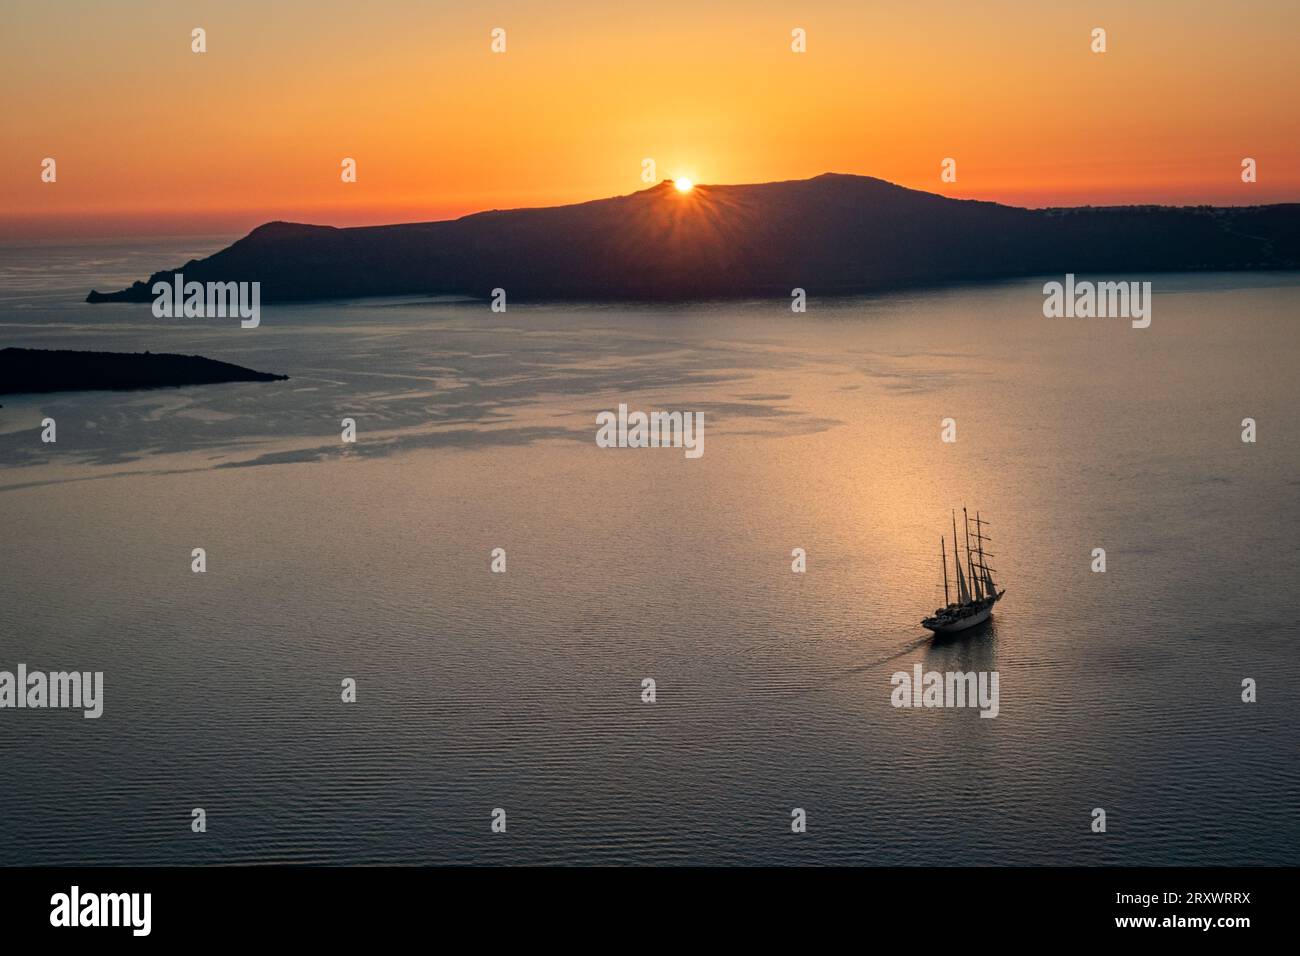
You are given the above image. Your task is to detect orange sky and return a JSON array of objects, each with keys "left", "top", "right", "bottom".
[{"left": 2, "top": 0, "right": 1297, "bottom": 238}]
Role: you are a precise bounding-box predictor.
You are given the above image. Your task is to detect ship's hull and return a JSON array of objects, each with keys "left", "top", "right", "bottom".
[
  {"left": 923, "top": 604, "right": 992, "bottom": 634},
  {"left": 921, "top": 590, "right": 1004, "bottom": 634}
]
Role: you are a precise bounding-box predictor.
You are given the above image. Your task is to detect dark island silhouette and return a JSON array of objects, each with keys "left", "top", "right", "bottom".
[
  {"left": 86, "top": 174, "right": 1300, "bottom": 304},
  {"left": 0, "top": 347, "right": 288, "bottom": 395}
]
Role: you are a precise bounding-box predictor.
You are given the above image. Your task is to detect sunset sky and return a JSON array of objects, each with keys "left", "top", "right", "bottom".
[{"left": 2, "top": 0, "right": 1297, "bottom": 238}]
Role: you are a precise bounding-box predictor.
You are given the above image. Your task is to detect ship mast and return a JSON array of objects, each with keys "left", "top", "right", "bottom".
[
  {"left": 971, "top": 511, "right": 997, "bottom": 596},
  {"left": 941, "top": 536, "right": 950, "bottom": 605},
  {"left": 951, "top": 511, "right": 969, "bottom": 603},
  {"left": 963, "top": 507, "right": 983, "bottom": 601}
]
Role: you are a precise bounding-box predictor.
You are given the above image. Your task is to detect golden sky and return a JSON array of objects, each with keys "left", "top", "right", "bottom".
[{"left": 2, "top": 0, "right": 1297, "bottom": 237}]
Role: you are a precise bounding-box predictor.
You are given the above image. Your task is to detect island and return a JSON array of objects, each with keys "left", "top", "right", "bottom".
[
  {"left": 0, "top": 347, "right": 288, "bottom": 395},
  {"left": 84, "top": 174, "right": 1300, "bottom": 304}
]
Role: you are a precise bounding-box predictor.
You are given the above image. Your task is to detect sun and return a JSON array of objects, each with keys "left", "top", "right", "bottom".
[{"left": 674, "top": 178, "right": 694, "bottom": 193}]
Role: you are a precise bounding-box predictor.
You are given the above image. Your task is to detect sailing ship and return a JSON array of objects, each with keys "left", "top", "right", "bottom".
[{"left": 922, "top": 508, "right": 1005, "bottom": 634}]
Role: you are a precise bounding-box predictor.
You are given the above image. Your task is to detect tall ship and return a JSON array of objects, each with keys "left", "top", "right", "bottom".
[{"left": 922, "top": 508, "right": 1005, "bottom": 634}]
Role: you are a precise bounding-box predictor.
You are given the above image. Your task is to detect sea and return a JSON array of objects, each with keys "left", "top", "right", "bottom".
[{"left": 1, "top": 236, "right": 1297, "bottom": 865}]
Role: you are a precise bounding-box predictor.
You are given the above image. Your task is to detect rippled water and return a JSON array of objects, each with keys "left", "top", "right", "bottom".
[{"left": 1, "top": 238, "right": 1298, "bottom": 865}]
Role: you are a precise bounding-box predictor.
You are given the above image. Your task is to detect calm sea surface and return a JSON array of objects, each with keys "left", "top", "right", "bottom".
[{"left": 1, "top": 237, "right": 1298, "bottom": 865}]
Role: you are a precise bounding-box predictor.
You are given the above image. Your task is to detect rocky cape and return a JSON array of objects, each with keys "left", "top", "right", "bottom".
[
  {"left": 86, "top": 174, "right": 1300, "bottom": 304},
  {"left": 0, "top": 348, "right": 288, "bottom": 395}
]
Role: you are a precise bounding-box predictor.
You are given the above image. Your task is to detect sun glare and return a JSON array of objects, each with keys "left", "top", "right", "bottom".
[{"left": 675, "top": 178, "right": 694, "bottom": 193}]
